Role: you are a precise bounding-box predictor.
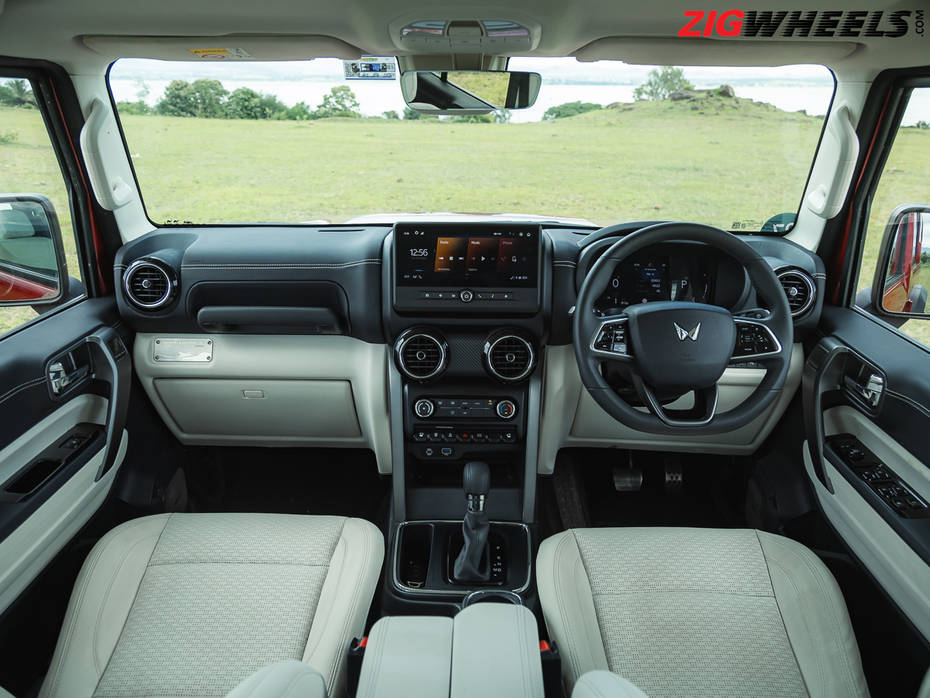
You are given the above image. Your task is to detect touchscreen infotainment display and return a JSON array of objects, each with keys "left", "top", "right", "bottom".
[{"left": 395, "top": 225, "right": 540, "bottom": 288}]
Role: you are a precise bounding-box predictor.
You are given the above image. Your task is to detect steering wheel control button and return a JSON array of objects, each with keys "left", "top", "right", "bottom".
[
  {"left": 732, "top": 321, "right": 780, "bottom": 359},
  {"left": 459, "top": 289, "right": 474, "bottom": 303},
  {"left": 414, "top": 399, "right": 435, "bottom": 419},
  {"left": 496, "top": 400, "right": 516, "bottom": 419},
  {"left": 594, "top": 321, "right": 629, "bottom": 355}
]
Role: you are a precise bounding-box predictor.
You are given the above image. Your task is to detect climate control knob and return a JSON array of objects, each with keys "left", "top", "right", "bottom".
[
  {"left": 414, "top": 399, "right": 435, "bottom": 419},
  {"left": 496, "top": 400, "right": 516, "bottom": 420}
]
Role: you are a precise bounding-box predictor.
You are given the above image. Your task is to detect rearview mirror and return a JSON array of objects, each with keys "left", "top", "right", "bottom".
[
  {"left": 400, "top": 70, "right": 541, "bottom": 115},
  {"left": 0, "top": 194, "right": 67, "bottom": 306},
  {"left": 872, "top": 204, "right": 930, "bottom": 319}
]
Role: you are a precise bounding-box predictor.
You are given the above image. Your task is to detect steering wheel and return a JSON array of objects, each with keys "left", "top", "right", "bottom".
[{"left": 573, "top": 222, "right": 793, "bottom": 435}]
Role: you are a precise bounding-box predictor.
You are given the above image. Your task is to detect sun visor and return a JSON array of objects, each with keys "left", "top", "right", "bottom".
[
  {"left": 82, "top": 34, "right": 363, "bottom": 61},
  {"left": 574, "top": 37, "right": 859, "bottom": 66}
]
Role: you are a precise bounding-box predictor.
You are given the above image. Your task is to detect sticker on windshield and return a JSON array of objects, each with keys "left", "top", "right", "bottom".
[
  {"left": 188, "top": 48, "right": 253, "bottom": 60},
  {"left": 344, "top": 56, "right": 397, "bottom": 80}
]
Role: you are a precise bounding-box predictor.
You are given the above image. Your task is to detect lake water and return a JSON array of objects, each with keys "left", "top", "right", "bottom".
[{"left": 108, "top": 78, "right": 930, "bottom": 125}]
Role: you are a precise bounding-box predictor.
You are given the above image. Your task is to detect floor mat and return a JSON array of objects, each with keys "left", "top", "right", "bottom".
[
  {"left": 557, "top": 448, "right": 749, "bottom": 529},
  {"left": 183, "top": 446, "right": 390, "bottom": 526}
]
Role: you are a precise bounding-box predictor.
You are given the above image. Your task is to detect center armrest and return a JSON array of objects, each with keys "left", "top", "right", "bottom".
[
  {"left": 357, "top": 604, "right": 545, "bottom": 698},
  {"left": 450, "top": 604, "right": 544, "bottom": 698},
  {"left": 357, "top": 616, "right": 453, "bottom": 698}
]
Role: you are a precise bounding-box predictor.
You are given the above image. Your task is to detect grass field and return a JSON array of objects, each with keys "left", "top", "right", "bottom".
[{"left": 1, "top": 95, "right": 928, "bottom": 345}]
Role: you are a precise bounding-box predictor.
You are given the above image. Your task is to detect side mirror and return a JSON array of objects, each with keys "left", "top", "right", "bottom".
[
  {"left": 871, "top": 204, "right": 930, "bottom": 319},
  {"left": 0, "top": 194, "right": 68, "bottom": 307},
  {"left": 400, "top": 70, "right": 541, "bottom": 116}
]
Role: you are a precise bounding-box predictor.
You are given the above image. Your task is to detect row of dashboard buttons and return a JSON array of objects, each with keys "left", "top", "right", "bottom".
[
  {"left": 420, "top": 290, "right": 515, "bottom": 302},
  {"left": 412, "top": 428, "right": 518, "bottom": 444}
]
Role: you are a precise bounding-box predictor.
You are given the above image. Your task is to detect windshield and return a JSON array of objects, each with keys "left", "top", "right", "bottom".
[{"left": 109, "top": 58, "right": 835, "bottom": 231}]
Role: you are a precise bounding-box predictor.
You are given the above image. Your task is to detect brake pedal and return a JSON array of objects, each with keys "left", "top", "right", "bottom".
[{"left": 613, "top": 454, "right": 643, "bottom": 492}]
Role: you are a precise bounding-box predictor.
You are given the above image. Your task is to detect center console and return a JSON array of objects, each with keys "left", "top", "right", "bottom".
[{"left": 383, "top": 222, "right": 548, "bottom": 610}]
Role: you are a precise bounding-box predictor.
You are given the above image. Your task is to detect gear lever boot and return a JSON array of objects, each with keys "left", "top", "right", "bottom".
[{"left": 453, "top": 461, "right": 491, "bottom": 583}]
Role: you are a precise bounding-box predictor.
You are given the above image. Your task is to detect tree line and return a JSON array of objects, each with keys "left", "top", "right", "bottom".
[{"left": 119, "top": 80, "right": 365, "bottom": 121}]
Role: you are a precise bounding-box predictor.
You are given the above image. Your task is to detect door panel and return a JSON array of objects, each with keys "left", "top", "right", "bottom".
[
  {"left": 804, "top": 304, "right": 930, "bottom": 639},
  {"left": 0, "top": 297, "right": 130, "bottom": 615}
]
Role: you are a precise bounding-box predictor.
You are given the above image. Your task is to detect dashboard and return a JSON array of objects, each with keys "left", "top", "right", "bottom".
[{"left": 110, "top": 219, "right": 826, "bottom": 467}]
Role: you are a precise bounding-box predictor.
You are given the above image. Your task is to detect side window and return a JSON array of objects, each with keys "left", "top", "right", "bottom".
[
  {"left": 0, "top": 76, "right": 83, "bottom": 337},
  {"left": 855, "top": 86, "right": 930, "bottom": 349}
]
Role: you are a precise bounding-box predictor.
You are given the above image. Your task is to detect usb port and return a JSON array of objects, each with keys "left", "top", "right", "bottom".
[{"left": 440, "top": 447, "right": 453, "bottom": 457}]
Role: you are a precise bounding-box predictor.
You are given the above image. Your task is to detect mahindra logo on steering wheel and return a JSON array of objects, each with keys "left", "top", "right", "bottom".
[{"left": 674, "top": 322, "right": 701, "bottom": 341}]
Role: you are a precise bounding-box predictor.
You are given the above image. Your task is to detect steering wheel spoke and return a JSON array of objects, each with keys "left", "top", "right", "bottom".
[
  {"left": 590, "top": 314, "right": 632, "bottom": 363},
  {"left": 731, "top": 315, "right": 783, "bottom": 363},
  {"left": 632, "top": 374, "right": 719, "bottom": 427}
]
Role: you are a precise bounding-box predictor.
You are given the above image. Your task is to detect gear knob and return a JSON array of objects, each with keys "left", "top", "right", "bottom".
[{"left": 463, "top": 461, "right": 490, "bottom": 512}]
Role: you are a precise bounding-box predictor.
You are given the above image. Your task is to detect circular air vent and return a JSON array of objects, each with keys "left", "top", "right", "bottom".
[
  {"left": 777, "top": 269, "right": 816, "bottom": 317},
  {"left": 395, "top": 330, "right": 448, "bottom": 381},
  {"left": 123, "top": 259, "right": 177, "bottom": 310},
  {"left": 485, "top": 334, "right": 535, "bottom": 382}
]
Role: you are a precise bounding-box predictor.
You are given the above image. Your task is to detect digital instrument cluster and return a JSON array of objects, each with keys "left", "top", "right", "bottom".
[{"left": 595, "top": 254, "right": 713, "bottom": 314}]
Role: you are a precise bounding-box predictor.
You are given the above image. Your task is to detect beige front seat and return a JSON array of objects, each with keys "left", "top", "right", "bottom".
[
  {"left": 39, "top": 513, "right": 383, "bottom": 698},
  {"left": 537, "top": 527, "right": 870, "bottom": 698}
]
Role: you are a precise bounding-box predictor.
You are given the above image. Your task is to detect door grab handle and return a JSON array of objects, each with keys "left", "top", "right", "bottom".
[
  {"left": 48, "top": 360, "right": 89, "bottom": 395},
  {"left": 859, "top": 374, "right": 884, "bottom": 407}
]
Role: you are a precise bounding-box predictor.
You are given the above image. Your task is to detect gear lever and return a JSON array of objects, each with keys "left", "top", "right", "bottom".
[{"left": 453, "top": 461, "right": 491, "bottom": 583}]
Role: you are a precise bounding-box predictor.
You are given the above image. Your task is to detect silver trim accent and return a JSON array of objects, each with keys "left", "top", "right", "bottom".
[
  {"left": 462, "top": 589, "right": 523, "bottom": 607},
  {"left": 731, "top": 317, "right": 784, "bottom": 361},
  {"left": 396, "top": 332, "right": 447, "bottom": 380},
  {"left": 123, "top": 259, "right": 174, "bottom": 310},
  {"left": 589, "top": 316, "right": 631, "bottom": 360},
  {"left": 643, "top": 384, "right": 720, "bottom": 428},
  {"left": 391, "top": 520, "right": 532, "bottom": 597},
  {"left": 777, "top": 268, "right": 816, "bottom": 317},
  {"left": 414, "top": 398, "right": 435, "bottom": 419},
  {"left": 486, "top": 335, "right": 535, "bottom": 382},
  {"left": 495, "top": 399, "right": 517, "bottom": 420}
]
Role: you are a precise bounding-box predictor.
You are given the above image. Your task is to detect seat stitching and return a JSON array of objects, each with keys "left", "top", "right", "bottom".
[
  {"left": 328, "top": 519, "right": 376, "bottom": 691},
  {"left": 770, "top": 535, "right": 861, "bottom": 696},
  {"left": 520, "top": 610, "right": 532, "bottom": 698},
  {"left": 360, "top": 617, "right": 387, "bottom": 697},
  {"left": 42, "top": 530, "right": 120, "bottom": 697},
  {"left": 93, "top": 514, "right": 173, "bottom": 693},
  {"left": 582, "top": 678, "right": 609, "bottom": 698},
  {"left": 755, "top": 531, "right": 811, "bottom": 698},
  {"left": 278, "top": 670, "right": 307, "bottom": 698},
  {"left": 301, "top": 518, "right": 348, "bottom": 685},
  {"left": 328, "top": 520, "right": 374, "bottom": 690},
  {"left": 589, "top": 590, "right": 773, "bottom": 597},
  {"left": 572, "top": 531, "right": 612, "bottom": 677},
  {"left": 147, "top": 561, "right": 331, "bottom": 567},
  {"left": 92, "top": 536, "right": 160, "bottom": 674},
  {"left": 551, "top": 533, "right": 582, "bottom": 683}
]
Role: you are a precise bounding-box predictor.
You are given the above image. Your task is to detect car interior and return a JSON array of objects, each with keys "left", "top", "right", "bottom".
[{"left": 0, "top": 0, "right": 929, "bottom": 697}]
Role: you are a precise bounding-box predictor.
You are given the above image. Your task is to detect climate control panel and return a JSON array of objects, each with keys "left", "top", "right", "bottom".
[{"left": 412, "top": 397, "right": 517, "bottom": 421}]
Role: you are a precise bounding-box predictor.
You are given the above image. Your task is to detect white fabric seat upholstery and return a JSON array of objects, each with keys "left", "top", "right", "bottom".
[
  {"left": 537, "top": 527, "right": 869, "bottom": 698},
  {"left": 39, "top": 513, "right": 383, "bottom": 698}
]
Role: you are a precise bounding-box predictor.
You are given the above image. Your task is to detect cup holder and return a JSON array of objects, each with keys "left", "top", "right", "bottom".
[{"left": 461, "top": 589, "right": 523, "bottom": 608}]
